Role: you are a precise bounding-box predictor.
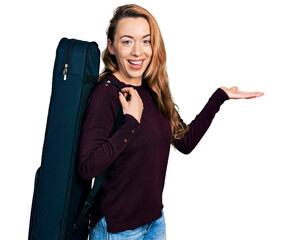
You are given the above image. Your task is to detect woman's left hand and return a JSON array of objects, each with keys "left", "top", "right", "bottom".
[{"left": 220, "top": 86, "right": 264, "bottom": 99}]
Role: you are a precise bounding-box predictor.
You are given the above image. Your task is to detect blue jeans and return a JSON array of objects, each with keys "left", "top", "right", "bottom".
[{"left": 89, "top": 210, "right": 167, "bottom": 240}]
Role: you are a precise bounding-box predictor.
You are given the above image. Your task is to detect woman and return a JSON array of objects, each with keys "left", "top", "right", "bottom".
[{"left": 78, "top": 4, "right": 264, "bottom": 240}]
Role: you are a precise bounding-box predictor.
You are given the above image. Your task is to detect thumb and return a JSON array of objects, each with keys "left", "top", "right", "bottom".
[
  {"left": 119, "top": 92, "right": 128, "bottom": 108},
  {"left": 231, "top": 86, "right": 238, "bottom": 91}
]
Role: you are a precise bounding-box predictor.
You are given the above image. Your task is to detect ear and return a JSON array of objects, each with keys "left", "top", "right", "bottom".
[{"left": 107, "top": 39, "right": 115, "bottom": 55}]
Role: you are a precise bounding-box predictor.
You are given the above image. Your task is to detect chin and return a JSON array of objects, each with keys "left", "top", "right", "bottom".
[{"left": 127, "top": 69, "right": 145, "bottom": 79}]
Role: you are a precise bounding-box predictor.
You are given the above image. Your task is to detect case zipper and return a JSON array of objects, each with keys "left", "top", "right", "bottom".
[
  {"left": 62, "top": 40, "right": 76, "bottom": 81},
  {"left": 63, "top": 64, "right": 68, "bottom": 80}
]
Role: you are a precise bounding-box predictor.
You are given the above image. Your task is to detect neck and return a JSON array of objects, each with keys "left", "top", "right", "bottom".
[{"left": 113, "top": 72, "right": 142, "bottom": 86}]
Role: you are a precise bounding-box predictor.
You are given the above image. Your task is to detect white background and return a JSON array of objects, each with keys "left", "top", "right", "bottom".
[{"left": 1, "top": 0, "right": 291, "bottom": 239}]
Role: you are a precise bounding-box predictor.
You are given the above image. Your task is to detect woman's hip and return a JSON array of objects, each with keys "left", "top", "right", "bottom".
[{"left": 89, "top": 210, "right": 166, "bottom": 240}]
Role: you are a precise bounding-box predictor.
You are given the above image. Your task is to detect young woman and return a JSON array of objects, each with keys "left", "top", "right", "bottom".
[{"left": 78, "top": 4, "right": 264, "bottom": 240}]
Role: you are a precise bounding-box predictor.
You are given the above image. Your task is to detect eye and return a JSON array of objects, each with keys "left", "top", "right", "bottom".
[
  {"left": 143, "top": 40, "right": 151, "bottom": 44},
  {"left": 122, "top": 40, "right": 132, "bottom": 45}
]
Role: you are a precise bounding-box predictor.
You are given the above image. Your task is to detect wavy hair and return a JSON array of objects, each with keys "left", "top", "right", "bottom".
[{"left": 99, "top": 4, "right": 189, "bottom": 145}]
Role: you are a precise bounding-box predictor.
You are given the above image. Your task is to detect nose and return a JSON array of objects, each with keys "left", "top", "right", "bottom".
[{"left": 131, "top": 42, "right": 142, "bottom": 57}]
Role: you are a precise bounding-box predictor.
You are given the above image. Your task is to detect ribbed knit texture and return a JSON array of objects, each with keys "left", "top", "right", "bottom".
[{"left": 78, "top": 74, "right": 229, "bottom": 232}]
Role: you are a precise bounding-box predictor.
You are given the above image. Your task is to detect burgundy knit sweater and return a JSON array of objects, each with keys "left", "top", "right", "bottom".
[{"left": 78, "top": 74, "right": 229, "bottom": 233}]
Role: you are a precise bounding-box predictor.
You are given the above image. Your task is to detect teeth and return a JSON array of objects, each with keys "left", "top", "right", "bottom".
[{"left": 129, "top": 60, "right": 143, "bottom": 65}]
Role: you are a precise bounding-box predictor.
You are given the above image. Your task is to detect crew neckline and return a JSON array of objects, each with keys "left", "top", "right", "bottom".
[{"left": 106, "top": 73, "right": 144, "bottom": 90}]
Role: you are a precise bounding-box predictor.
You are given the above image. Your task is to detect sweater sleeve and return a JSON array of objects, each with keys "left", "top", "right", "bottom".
[
  {"left": 173, "top": 88, "right": 229, "bottom": 154},
  {"left": 78, "top": 83, "right": 141, "bottom": 181}
]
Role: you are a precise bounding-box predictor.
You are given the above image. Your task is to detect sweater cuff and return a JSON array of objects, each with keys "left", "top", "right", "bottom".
[
  {"left": 120, "top": 114, "right": 141, "bottom": 143},
  {"left": 210, "top": 88, "right": 230, "bottom": 105},
  {"left": 109, "top": 114, "right": 141, "bottom": 148}
]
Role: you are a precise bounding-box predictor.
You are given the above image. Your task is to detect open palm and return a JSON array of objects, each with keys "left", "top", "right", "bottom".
[{"left": 220, "top": 86, "right": 264, "bottom": 99}]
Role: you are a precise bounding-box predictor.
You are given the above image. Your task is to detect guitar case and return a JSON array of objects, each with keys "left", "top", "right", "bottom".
[{"left": 28, "top": 37, "right": 103, "bottom": 240}]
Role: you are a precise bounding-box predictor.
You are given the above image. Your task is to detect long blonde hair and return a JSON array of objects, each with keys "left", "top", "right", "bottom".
[{"left": 99, "top": 4, "right": 189, "bottom": 145}]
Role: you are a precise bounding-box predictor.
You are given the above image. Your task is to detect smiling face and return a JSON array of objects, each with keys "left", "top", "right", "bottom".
[{"left": 107, "top": 17, "right": 152, "bottom": 86}]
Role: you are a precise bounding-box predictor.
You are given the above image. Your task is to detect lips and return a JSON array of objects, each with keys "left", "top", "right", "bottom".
[
  {"left": 128, "top": 60, "right": 143, "bottom": 65},
  {"left": 128, "top": 59, "right": 144, "bottom": 69}
]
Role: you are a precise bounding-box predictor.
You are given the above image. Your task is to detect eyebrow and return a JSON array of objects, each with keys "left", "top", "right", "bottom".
[{"left": 120, "top": 34, "right": 151, "bottom": 39}]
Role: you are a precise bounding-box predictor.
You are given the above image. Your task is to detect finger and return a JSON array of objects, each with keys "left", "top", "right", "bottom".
[
  {"left": 122, "top": 87, "right": 140, "bottom": 100},
  {"left": 123, "top": 92, "right": 129, "bottom": 98},
  {"left": 248, "top": 92, "right": 264, "bottom": 98},
  {"left": 119, "top": 92, "right": 128, "bottom": 106},
  {"left": 257, "top": 92, "right": 264, "bottom": 97},
  {"left": 121, "top": 87, "right": 136, "bottom": 94},
  {"left": 240, "top": 91, "right": 264, "bottom": 99}
]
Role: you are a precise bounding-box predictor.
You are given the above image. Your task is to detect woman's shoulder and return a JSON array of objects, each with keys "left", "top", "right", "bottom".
[
  {"left": 92, "top": 76, "right": 120, "bottom": 99},
  {"left": 86, "top": 79, "right": 120, "bottom": 111}
]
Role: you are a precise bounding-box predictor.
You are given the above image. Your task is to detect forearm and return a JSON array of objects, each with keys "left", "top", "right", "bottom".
[{"left": 174, "top": 88, "right": 229, "bottom": 154}]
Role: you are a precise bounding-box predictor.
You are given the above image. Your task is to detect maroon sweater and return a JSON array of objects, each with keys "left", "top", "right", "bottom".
[{"left": 78, "top": 74, "right": 229, "bottom": 232}]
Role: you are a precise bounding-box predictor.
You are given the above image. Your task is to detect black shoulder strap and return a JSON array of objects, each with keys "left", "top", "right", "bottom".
[{"left": 73, "top": 79, "right": 123, "bottom": 229}]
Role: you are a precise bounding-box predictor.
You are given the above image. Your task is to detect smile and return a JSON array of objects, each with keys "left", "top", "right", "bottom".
[{"left": 128, "top": 60, "right": 144, "bottom": 69}]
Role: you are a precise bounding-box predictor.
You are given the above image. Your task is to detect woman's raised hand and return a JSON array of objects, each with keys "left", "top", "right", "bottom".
[
  {"left": 119, "top": 87, "right": 144, "bottom": 123},
  {"left": 220, "top": 86, "right": 264, "bottom": 99}
]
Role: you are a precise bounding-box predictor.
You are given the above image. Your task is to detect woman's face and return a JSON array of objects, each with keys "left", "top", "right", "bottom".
[{"left": 108, "top": 17, "right": 152, "bottom": 85}]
